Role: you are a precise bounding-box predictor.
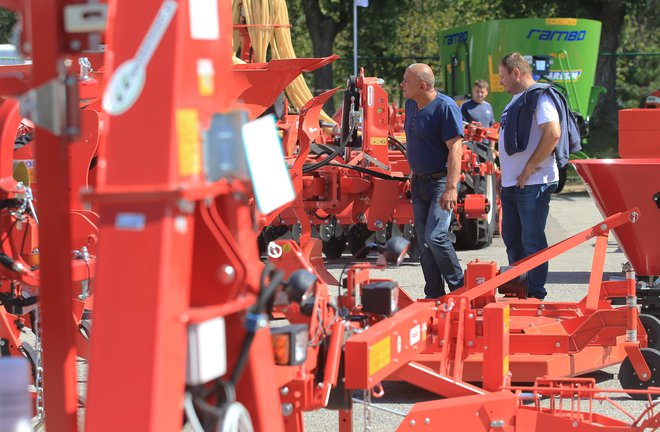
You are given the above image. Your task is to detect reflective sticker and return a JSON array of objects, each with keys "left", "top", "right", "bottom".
[
  {"left": 189, "top": 0, "right": 220, "bottom": 40},
  {"left": 282, "top": 243, "right": 291, "bottom": 253},
  {"left": 115, "top": 213, "right": 146, "bottom": 231},
  {"left": 369, "top": 336, "right": 391, "bottom": 376},
  {"left": 503, "top": 354, "right": 510, "bottom": 376},
  {"left": 176, "top": 109, "right": 202, "bottom": 176},
  {"left": 370, "top": 137, "right": 387, "bottom": 146},
  {"left": 197, "top": 59, "right": 215, "bottom": 96},
  {"left": 410, "top": 324, "right": 421, "bottom": 346}
]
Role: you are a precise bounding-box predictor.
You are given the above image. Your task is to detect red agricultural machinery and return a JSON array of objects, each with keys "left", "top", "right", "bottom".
[{"left": 1, "top": 1, "right": 660, "bottom": 432}]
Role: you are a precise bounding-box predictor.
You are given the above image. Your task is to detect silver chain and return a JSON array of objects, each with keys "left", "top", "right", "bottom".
[
  {"left": 34, "top": 305, "right": 45, "bottom": 420},
  {"left": 362, "top": 389, "right": 372, "bottom": 431}
]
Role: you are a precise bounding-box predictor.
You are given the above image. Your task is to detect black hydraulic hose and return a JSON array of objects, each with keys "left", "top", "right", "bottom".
[
  {"left": 388, "top": 135, "right": 407, "bottom": 158},
  {"left": 303, "top": 84, "right": 358, "bottom": 174},
  {"left": 230, "top": 264, "right": 285, "bottom": 386},
  {"left": 325, "top": 162, "right": 409, "bottom": 181}
]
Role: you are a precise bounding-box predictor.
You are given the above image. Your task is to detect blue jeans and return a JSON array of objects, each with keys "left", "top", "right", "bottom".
[
  {"left": 412, "top": 177, "right": 464, "bottom": 298},
  {"left": 500, "top": 182, "right": 558, "bottom": 299}
]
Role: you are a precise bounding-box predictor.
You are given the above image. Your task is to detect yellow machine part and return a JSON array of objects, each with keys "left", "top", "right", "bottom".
[{"left": 232, "top": 0, "right": 335, "bottom": 124}]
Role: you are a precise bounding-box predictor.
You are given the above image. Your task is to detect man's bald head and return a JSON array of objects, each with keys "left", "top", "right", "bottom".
[{"left": 407, "top": 63, "right": 435, "bottom": 89}]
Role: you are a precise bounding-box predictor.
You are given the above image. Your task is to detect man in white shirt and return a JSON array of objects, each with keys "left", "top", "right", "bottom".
[{"left": 497, "top": 52, "right": 561, "bottom": 300}]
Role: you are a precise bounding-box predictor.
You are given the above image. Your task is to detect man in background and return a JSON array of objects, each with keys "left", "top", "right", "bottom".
[{"left": 461, "top": 79, "right": 495, "bottom": 127}]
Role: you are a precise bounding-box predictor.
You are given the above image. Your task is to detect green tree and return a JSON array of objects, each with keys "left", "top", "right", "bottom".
[{"left": 0, "top": 8, "right": 16, "bottom": 44}]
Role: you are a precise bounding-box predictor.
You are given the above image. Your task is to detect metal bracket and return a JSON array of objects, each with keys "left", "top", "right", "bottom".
[{"left": 19, "top": 74, "right": 80, "bottom": 138}]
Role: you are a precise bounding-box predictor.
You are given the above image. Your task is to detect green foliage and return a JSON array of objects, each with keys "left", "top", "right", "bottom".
[{"left": 0, "top": 8, "right": 16, "bottom": 44}]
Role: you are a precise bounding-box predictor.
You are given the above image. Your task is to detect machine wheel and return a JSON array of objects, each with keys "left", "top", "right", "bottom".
[
  {"left": 456, "top": 174, "right": 496, "bottom": 249},
  {"left": 20, "top": 342, "right": 37, "bottom": 381},
  {"left": 640, "top": 314, "right": 660, "bottom": 351},
  {"left": 618, "top": 347, "right": 660, "bottom": 399},
  {"left": 323, "top": 234, "right": 348, "bottom": 260},
  {"left": 348, "top": 224, "right": 371, "bottom": 259}
]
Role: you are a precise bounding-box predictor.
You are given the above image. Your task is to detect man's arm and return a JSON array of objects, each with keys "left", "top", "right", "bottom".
[
  {"left": 440, "top": 135, "right": 463, "bottom": 210},
  {"left": 516, "top": 120, "right": 560, "bottom": 188}
]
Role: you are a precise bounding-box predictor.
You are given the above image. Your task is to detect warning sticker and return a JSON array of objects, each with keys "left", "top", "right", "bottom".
[
  {"left": 197, "top": 59, "right": 215, "bottom": 96},
  {"left": 370, "top": 137, "right": 387, "bottom": 146},
  {"left": 410, "top": 324, "right": 421, "bottom": 346},
  {"left": 546, "top": 18, "right": 577, "bottom": 26},
  {"left": 176, "top": 109, "right": 202, "bottom": 176},
  {"left": 369, "top": 336, "right": 391, "bottom": 376}
]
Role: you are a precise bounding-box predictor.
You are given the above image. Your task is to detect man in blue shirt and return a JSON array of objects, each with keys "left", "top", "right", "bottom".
[
  {"left": 401, "top": 63, "right": 464, "bottom": 298},
  {"left": 461, "top": 79, "right": 495, "bottom": 127}
]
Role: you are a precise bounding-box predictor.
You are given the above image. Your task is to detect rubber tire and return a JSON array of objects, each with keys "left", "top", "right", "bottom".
[
  {"left": 323, "top": 234, "right": 348, "bottom": 260},
  {"left": 618, "top": 347, "right": 660, "bottom": 399},
  {"left": 640, "top": 314, "right": 660, "bottom": 351},
  {"left": 456, "top": 174, "right": 496, "bottom": 249},
  {"left": 348, "top": 224, "right": 371, "bottom": 259},
  {"left": 20, "top": 342, "right": 37, "bottom": 381}
]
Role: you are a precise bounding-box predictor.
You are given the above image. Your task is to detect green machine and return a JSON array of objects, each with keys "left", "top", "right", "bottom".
[
  {"left": 439, "top": 18, "right": 604, "bottom": 122},
  {"left": 439, "top": 18, "right": 605, "bottom": 193}
]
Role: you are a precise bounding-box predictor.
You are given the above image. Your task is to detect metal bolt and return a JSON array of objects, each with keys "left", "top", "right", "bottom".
[
  {"left": 642, "top": 373, "right": 649, "bottom": 379},
  {"left": 357, "top": 213, "right": 366, "bottom": 222},
  {"left": 0, "top": 340, "right": 5, "bottom": 346},
  {"left": 218, "top": 265, "right": 236, "bottom": 284},
  {"left": 424, "top": 418, "right": 430, "bottom": 425},
  {"left": 467, "top": 341, "right": 474, "bottom": 347},
  {"left": 374, "top": 219, "right": 384, "bottom": 229},
  {"left": 599, "top": 223, "right": 608, "bottom": 231},
  {"left": 572, "top": 421, "right": 578, "bottom": 427},
  {"left": 555, "top": 342, "right": 561, "bottom": 348},
  {"left": 70, "top": 39, "right": 82, "bottom": 51},
  {"left": 409, "top": 420, "right": 416, "bottom": 426},
  {"left": 281, "top": 403, "right": 294, "bottom": 416},
  {"left": 280, "top": 387, "right": 289, "bottom": 396},
  {"left": 490, "top": 420, "right": 505, "bottom": 428},
  {"left": 468, "top": 314, "right": 474, "bottom": 319}
]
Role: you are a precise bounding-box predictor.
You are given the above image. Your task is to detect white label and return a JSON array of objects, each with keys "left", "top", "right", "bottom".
[
  {"left": 242, "top": 115, "right": 295, "bottom": 214},
  {"left": 410, "top": 324, "right": 421, "bottom": 346},
  {"left": 115, "top": 213, "right": 146, "bottom": 231},
  {"left": 189, "top": 0, "right": 220, "bottom": 40},
  {"left": 367, "top": 85, "right": 374, "bottom": 107}
]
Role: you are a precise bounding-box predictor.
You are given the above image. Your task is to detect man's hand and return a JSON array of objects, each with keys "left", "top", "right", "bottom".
[
  {"left": 516, "top": 165, "right": 539, "bottom": 188},
  {"left": 440, "top": 186, "right": 458, "bottom": 210}
]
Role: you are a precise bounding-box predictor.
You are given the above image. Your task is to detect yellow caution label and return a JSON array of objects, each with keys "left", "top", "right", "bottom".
[
  {"left": 176, "top": 109, "right": 202, "bottom": 176},
  {"left": 503, "top": 305, "right": 510, "bottom": 332},
  {"left": 282, "top": 243, "right": 291, "bottom": 253},
  {"left": 488, "top": 55, "right": 505, "bottom": 93},
  {"left": 369, "top": 336, "right": 391, "bottom": 376},
  {"left": 197, "top": 59, "right": 215, "bottom": 96},
  {"left": 370, "top": 137, "right": 387, "bottom": 146},
  {"left": 546, "top": 18, "right": 577, "bottom": 26},
  {"left": 503, "top": 354, "right": 510, "bottom": 376}
]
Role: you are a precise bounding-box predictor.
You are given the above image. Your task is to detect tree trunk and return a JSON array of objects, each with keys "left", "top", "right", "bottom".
[
  {"left": 300, "top": 0, "right": 349, "bottom": 114},
  {"left": 591, "top": 1, "right": 626, "bottom": 133}
]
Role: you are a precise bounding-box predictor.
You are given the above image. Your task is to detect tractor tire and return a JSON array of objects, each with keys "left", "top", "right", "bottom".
[
  {"left": 640, "top": 314, "right": 660, "bottom": 351},
  {"left": 619, "top": 347, "right": 660, "bottom": 399},
  {"left": 323, "top": 234, "right": 348, "bottom": 260}
]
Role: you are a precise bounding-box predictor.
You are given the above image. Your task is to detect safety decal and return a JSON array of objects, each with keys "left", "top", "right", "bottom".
[
  {"left": 546, "top": 18, "right": 577, "bottom": 26},
  {"left": 189, "top": 0, "right": 220, "bottom": 40},
  {"left": 410, "top": 324, "right": 421, "bottom": 346},
  {"left": 115, "top": 212, "right": 146, "bottom": 231},
  {"left": 176, "top": 109, "right": 202, "bottom": 176},
  {"left": 370, "top": 137, "right": 387, "bottom": 146},
  {"left": 197, "top": 59, "right": 215, "bottom": 96},
  {"left": 369, "top": 336, "right": 391, "bottom": 376}
]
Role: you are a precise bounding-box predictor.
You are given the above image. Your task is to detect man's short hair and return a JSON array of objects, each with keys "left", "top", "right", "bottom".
[
  {"left": 473, "top": 79, "right": 489, "bottom": 90},
  {"left": 500, "top": 52, "right": 531, "bottom": 75}
]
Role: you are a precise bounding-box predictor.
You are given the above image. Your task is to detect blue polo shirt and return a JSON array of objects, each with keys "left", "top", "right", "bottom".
[
  {"left": 461, "top": 99, "right": 495, "bottom": 126},
  {"left": 404, "top": 93, "right": 464, "bottom": 175}
]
